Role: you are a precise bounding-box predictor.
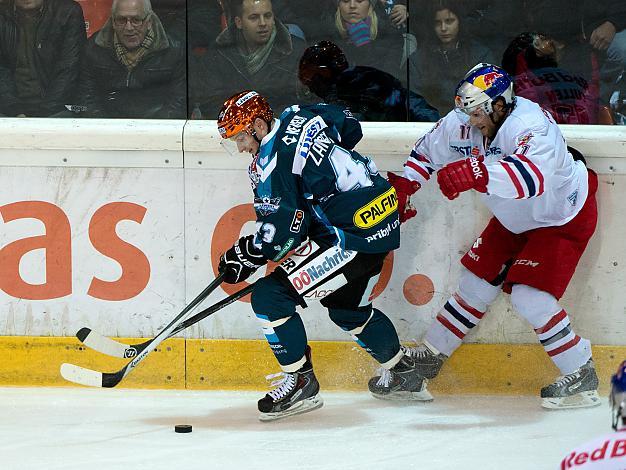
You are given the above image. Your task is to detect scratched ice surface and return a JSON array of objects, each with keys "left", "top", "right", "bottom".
[{"left": 0, "top": 387, "right": 607, "bottom": 469}]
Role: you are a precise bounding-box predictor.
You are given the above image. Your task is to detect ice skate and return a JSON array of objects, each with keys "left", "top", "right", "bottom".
[
  {"left": 368, "top": 347, "right": 434, "bottom": 401},
  {"left": 405, "top": 341, "right": 447, "bottom": 379},
  {"left": 541, "top": 359, "right": 601, "bottom": 409},
  {"left": 258, "top": 346, "right": 323, "bottom": 421}
]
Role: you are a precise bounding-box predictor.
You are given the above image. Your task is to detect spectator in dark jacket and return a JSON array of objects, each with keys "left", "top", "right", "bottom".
[
  {"left": 0, "top": 0, "right": 86, "bottom": 117},
  {"left": 298, "top": 40, "right": 439, "bottom": 122},
  {"left": 408, "top": 0, "right": 494, "bottom": 115},
  {"left": 189, "top": 0, "right": 305, "bottom": 119},
  {"left": 79, "top": 0, "right": 186, "bottom": 118}
]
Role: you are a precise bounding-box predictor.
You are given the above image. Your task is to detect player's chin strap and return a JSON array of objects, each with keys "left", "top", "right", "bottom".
[
  {"left": 488, "top": 103, "right": 514, "bottom": 131},
  {"left": 489, "top": 97, "right": 516, "bottom": 125}
]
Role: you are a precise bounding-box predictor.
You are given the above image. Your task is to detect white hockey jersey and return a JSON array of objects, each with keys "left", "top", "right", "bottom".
[
  {"left": 403, "top": 97, "right": 589, "bottom": 234},
  {"left": 560, "top": 431, "right": 626, "bottom": 469}
]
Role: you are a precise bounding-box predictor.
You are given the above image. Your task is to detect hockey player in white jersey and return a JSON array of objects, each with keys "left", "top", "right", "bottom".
[
  {"left": 371, "top": 63, "right": 600, "bottom": 409},
  {"left": 559, "top": 360, "right": 626, "bottom": 469}
]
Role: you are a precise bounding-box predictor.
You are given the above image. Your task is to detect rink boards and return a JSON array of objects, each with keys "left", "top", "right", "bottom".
[{"left": 0, "top": 119, "right": 624, "bottom": 391}]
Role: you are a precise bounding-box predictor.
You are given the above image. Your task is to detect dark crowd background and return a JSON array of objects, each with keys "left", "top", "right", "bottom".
[{"left": 1, "top": 0, "right": 626, "bottom": 125}]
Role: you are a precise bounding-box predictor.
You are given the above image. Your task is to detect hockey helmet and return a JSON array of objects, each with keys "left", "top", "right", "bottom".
[
  {"left": 217, "top": 91, "right": 273, "bottom": 140},
  {"left": 454, "top": 63, "right": 515, "bottom": 116},
  {"left": 298, "top": 41, "right": 349, "bottom": 98},
  {"left": 610, "top": 360, "right": 626, "bottom": 430}
]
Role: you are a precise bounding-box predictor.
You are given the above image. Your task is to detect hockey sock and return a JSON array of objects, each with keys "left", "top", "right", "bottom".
[
  {"left": 426, "top": 268, "right": 499, "bottom": 357},
  {"left": 425, "top": 292, "right": 486, "bottom": 357},
  {"left": 255, "top": 312, "right": 309, "bottom": 373},
  {"left": 511, "top": 284, "right": 592, "bottom": 374},
  {"left": 534, "top": 309, "right": 592, "bottom": 374}
]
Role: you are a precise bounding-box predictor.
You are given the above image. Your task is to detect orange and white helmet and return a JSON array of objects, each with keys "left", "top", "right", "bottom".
[{"left": 217, "top": 91, "right": 273, "bottom": 139}]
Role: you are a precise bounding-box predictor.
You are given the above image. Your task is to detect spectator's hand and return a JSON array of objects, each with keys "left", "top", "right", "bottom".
[
  {"left": 590, "top": 21, "right": 616, "bottom": 50},
  {"left": 437, "top": 156, "right": 488, "bottom": 200},
  {"left": 387, "top": 172, "right": 419, "bottom": 223},
  {"left": 218, "top": 235, "right": 267, "bottom": 284},
  {"left": 389, "top": 4, "right": 408, "bottom": 27}
]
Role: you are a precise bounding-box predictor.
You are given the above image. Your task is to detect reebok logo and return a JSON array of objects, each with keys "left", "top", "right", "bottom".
[{"left": 469, "top": 156, "right": 484, "bottom": 180}]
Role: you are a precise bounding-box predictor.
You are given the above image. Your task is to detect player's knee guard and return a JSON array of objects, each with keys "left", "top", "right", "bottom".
[
  {"left": 251, "top": 276, "right": 298, "bottom": 322},
  {"left": 328, "top": 305, "right": 372, "bottom": 332},
  {"left": 510, "top": 284, "right": 560, "bottom": 328},
  {"left": 328, "top": 307, "right": 401, "bottom": 366},
  {"left": 457, "top": 267, "right": 501, "bottom": 311}
]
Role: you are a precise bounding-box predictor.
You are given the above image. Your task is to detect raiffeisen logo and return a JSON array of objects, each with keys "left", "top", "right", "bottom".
[{"left": 353, "top": 188, "right": 398, "bottom": 229}]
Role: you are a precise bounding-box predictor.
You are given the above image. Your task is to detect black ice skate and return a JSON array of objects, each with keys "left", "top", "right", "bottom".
[
  {"left": 405, "top": 342, "right": 448, "bottom": 379},
  {"left": 368, "top": 347, "right": 434, "bottom": 401},
  {"left": 258, "top": 346, "right": 323, "bottom": 421},
  {"left": 541, "top": 359, "right": 601, "bottom": 409}
]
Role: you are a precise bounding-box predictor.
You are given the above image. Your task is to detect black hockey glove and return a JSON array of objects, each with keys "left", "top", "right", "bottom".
[{"left": 218, "top": 235, "right": 267, "bottom": 284}]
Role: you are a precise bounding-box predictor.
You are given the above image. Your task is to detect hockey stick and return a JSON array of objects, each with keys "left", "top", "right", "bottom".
[
  {"left": 60, "top": 273, "right": 225, "bottom": 388},
  {"left": 75, "top": 282, "right": 254, "bottom": 359}
]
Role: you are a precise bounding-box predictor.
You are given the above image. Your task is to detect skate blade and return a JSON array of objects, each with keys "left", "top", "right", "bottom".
[
  {"left": 541, "top": 390, "right": 601, "bottom": 410},
  {"left": 370, "top": 389, "right": 434, "bottom": 402},
  {"left": 259, "top": 395, "right": 324, "bottom": 422}
]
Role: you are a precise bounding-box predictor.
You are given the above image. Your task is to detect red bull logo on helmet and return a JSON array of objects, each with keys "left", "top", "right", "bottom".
[{"left": 472, "top": 71, "right": 503, "bottom": 90}]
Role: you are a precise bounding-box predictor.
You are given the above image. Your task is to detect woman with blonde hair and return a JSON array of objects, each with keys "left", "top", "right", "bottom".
[{"left": 310, "top": 0, "right": 405, "bottom": 81}]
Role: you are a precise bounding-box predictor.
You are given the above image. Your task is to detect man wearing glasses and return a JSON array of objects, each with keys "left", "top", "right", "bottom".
[
  {"left": 79, "top": 0, "right": 185, "bottom": 118},
  {"left": 379, "top": 63, "right": 601, "bottom": 410}
]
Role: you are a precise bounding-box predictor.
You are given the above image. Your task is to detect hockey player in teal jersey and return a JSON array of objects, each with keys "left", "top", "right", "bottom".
[{"left": 216, "top": 91, "right": 430, "bottom": 421}]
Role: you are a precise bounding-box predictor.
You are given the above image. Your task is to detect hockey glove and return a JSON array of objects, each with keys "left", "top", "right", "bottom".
[
  {"left": 387, "top": 172, "right": 420, "bottom": 223},
  {"left": 219, "top": 235, "right": 267, "bottom": 284},
  {"left": 437, "top": 156, "right": 488, "bottom": 200}
]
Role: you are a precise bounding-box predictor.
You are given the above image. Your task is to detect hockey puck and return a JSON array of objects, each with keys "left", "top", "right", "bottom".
[{"left": 174, "top": 424, "right": 192, "bottom": 433}]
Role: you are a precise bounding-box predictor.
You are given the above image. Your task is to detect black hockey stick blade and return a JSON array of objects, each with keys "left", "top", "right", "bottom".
[
  {"left": 60, "top": 362, "right": 127, "bottom": 388},
  {"left": 61, "top": 274, "right": 224, "bottom": 387},
  {"left": 75, "top": 282, "right": 254, "bottom": 358}
]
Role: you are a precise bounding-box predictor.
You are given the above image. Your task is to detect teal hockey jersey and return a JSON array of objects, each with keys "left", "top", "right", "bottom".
[{"left": 250, "top": 103, "right": 400, "bottom": 262}]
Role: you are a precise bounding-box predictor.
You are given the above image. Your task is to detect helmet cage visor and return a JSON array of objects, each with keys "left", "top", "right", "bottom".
[{"left": 220, "top": 128, "right": 254, "bottom": 156}]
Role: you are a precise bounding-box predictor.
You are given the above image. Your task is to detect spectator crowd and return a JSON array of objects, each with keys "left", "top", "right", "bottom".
[{"left": 1, "top": 0, "right": 625, "bottom": 124}]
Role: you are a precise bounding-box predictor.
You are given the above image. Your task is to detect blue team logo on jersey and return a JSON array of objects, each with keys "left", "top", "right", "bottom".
[
  {"left": 254, "top": 196, "right": 281, "bottom": 216},
  {"left": 450, "top": 142, "right": 473, "bottom": 156},
  {"left": 485, "top": 146, "right": 502, "bottom": 157}
]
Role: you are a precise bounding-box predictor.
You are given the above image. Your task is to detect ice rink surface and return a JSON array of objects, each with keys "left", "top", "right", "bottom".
[{"left": 0, "top": 387, "right": 609, "bottom": 470}]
